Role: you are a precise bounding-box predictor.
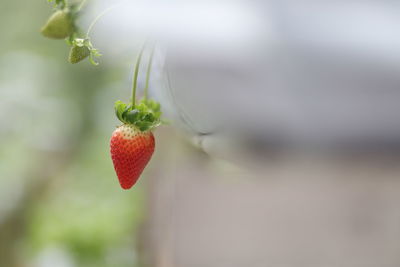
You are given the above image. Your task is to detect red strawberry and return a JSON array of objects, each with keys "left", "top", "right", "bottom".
[
  {"left": 110, "top": 46, "right": 162, "bottom": 190},
  {"left": 110, "top": 124, "right": 155, "bottom": 189}
]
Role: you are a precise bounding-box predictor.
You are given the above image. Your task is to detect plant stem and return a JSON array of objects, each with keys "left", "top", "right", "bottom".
[
  {"left": 86, "top": 5, "right": 117, "bottom": 37},
  {"left": 78, "top": 0, "right": 88, "bottom": 10},
  {"left": 144, "top": 47, "right": 155, "bottom": 101},
  {"left": 131, "top": 46, "right": 146, "bottom": 108}
]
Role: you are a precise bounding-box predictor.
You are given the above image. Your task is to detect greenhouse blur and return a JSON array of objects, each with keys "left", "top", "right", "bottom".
[{"left": 2, "top": 1, "right": 400, "bottom": 266}]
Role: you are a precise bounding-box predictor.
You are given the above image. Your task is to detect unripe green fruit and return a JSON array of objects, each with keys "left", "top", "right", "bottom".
[
  {"left": 41, "top": 10, "right": 73, "bottom": 39},
  {"left": 69, "top": 45, "right": 90, "bottom": 64}
]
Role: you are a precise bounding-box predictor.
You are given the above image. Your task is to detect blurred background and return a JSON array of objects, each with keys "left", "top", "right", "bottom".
[{"left": 2, "top": 1, "right": 400, "bottom": 267}]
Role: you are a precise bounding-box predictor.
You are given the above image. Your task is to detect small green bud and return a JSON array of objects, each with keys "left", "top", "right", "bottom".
[
  {"left": 41, "top": 10, "right": 73, "bottom": 39},
  {"left": 68, "top": 41, "right": 90, "bottom": 64}
]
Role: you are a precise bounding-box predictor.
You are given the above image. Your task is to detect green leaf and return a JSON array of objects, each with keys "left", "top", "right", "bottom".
[
  {"left": 143, "top": 113, "right": 155, "bottom": 122},
  {"left": 148, "top": 100, "right": 161, "bottom": 112},
  {"left": 89, "top": 53, "right": 99, "bottom": 66},
  {"left": 136, "top": 103, "right": 148, "bottom": 112},
  {"left": 90, "top": 49, "right": 102, "bottom": 57},
  {"left": 154, "top": 111, "right": 161, "bottom": 119},
  {"left": 135, "top": 121, "right": 152, "bottom": 132},
  {"left": 124, "top": 109, "right": 139, "bottom": 123},
  {"left": 114, "top": 101, "right": 127, "bottom": 122},
  {"left": 121, "top": 105, "right": 132, "bottom": 120},
  {"left": 113, "top": 98, "right": 163, "bottom": 131},
  {"left": 47, "top": 0, "right": 67, "bottom": 10}
]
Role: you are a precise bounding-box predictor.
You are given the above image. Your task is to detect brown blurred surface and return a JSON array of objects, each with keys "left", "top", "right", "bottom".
[{"left": 143, "top": 129, "right": 400, "bottom": 267}]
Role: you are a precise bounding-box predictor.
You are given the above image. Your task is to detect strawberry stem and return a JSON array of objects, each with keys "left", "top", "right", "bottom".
[
  {"left": 86, "top": 4, "right": 118, "bottom": 37},
  {"left": 132, "top": 45, "right": 146, "bottom": 108},
  {"left": 144, "top": 47, "right": 155, "bottom": 101},
  {"left": 78, "top": 0, "right": 88, "bottom": 10}
]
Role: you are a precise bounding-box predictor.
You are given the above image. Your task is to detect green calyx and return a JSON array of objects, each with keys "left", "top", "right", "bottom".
[
  {"left": 47, "top": 0, "right": 67, "bottom": 9},
  {"left": 41, "top": 9, "right": 74, "bottom": 39},
  {"left": 115, "top": 99, "right": 162, "bottom": 132},
  {"left": 115, "top": 46, "right": 163, "bottom": 132},
  {"left": 68, "top": 38, "right": 101, "bottom": 65}
]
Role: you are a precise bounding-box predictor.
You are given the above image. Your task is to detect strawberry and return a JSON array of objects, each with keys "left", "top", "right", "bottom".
[
  {"left": 67, "top": 38, "right": 102, "bottom": 65},
  {"left": 41, "top": 9, "right": 74, "bottom": 39},
  {"left": 68, "top": 39, "right": 90, "bottom": 64},
  {"left": 110, "top": 124, "right": 155, "bottom": 189},
  {"left": 110, "top": 99, "right": 162, "bottom": 189},
  {"left": 110, "top": 46, "right": 162, "bottom": 190}
]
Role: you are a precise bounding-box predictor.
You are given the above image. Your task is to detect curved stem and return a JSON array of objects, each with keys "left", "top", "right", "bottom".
[
  {"left": 131, "top": 45, "right": 146, "bottom": 108},
  {"left": 144, "top": 47, "right": 155, "bottom": 101},
  {"left": 86, "top": 5, "right": 117, "bottom": 37},
  {"left": 78, "top": 0, "right": 88, "bottom": 10}
]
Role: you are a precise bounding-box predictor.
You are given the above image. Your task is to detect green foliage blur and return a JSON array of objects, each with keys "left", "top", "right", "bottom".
[{"left": 0, "top": 1, "right": 147, "bottom": 266}]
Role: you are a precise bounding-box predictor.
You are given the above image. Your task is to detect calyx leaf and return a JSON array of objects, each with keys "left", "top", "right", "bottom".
[
  {"left": 114, "top": 99, "right": 163, "bottom": 131},
  {"left": 48, "top": 0, "right": 66, "bottom": 9}
]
